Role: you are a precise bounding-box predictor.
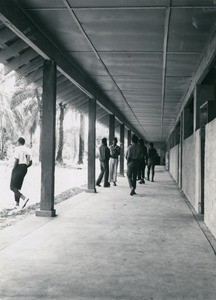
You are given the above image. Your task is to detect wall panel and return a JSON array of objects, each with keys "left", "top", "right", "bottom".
[{"left": 205, "top": 118, "right": 216, "bottom": 238}]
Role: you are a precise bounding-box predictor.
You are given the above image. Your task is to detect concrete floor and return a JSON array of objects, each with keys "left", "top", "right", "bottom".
[{"left": 0, "top": 167, "right": 216, "bottom": 300}]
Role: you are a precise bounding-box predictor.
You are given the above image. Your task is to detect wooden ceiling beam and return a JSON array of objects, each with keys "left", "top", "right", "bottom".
[
  {"left": 4, "top": 48, "right": 37, "bottom": 74},
  {"left": 0, "top": 0, "right": 141, "bottom": 137},
  {"left": 15, "top": 56, "right": 43, "bottom": 80}
]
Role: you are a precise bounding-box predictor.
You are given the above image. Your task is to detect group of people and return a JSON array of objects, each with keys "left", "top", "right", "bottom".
[
  {"left": 10, "top": 134, "right": 157, "bottom": 208},
  {"left": 96, "top": 135, "right": 158, "bottom": 196},
  {"left": 96, "top": 137, "right": 120, "bottom": 187}
]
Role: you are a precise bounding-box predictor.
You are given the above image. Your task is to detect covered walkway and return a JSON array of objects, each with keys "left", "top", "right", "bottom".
[{"left": 0, "top": 167, "right": 216, "bottom": 299}]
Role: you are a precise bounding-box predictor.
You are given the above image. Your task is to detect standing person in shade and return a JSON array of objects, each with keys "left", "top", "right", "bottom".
[
  {"left": 109, "top": 137, "right": 121, "bottom": 186},
  {"left": 138, "top": 138, "right": 148, "bottom": 184},
  {"left": 147, "top": 142, "right": 157, "bottom": 182},
  {"left": 96, "top": 137, "right": 110, "bottom": 187},
  {"left": 10, "top": 137, "right": 32, "bottom": 208},
  {"left": 126, "top": 134, "right": 140, "bottom": 196}
]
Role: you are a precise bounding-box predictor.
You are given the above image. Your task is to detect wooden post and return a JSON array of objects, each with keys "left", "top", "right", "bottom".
[
  {"left": 36, "top": 60, "right": 56, "bottom": 217},
  {"left": 87, "top": 98, "right": 96, "bottom": 193},
  {"left": 127, "top": 129, "right": 131, "bottom": 147},
  {"left": 109, "top": 114, "right": 115, "bottom": 146},
  {"left": 119, "top": 123, "right": 125, "bottom": 176}
]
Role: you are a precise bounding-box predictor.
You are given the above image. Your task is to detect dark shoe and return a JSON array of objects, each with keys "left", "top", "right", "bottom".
[
  {"left": 113, "top": 182, "right": 117, "bottom": 186},
  {"left": 151, "top": 179, "right": 154, "bottom": 182},
  {"left": 96, "top": 183, "right": 101, "bottom": 187},
  {"left": 130, "top": 189, "right": 135, "bottom": 196},
  {"left": 104, "top": 185, "right": 110, "bottom": 188},
  {"left": 139, "top": 180, "right": 143, "bottom": 184},
  {"left": 142, "top": 179, "right": 145, "bottom": 184}
]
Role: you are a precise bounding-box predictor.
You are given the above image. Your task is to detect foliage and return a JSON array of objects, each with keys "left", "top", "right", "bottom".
[{"left": 0, "top": 63, "right": 110, "bottom": 166}]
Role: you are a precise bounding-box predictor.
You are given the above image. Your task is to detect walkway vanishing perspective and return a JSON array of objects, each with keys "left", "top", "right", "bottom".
[{"left": 0, "top": 167, "right": 216, "bottom": 299}]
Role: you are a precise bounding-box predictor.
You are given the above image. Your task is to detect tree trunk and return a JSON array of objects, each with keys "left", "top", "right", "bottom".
[
  {"left": 56, "top": 103, "right": 65, "bottom": 163},
  {"left": 77, "top": 113, "right": 85, "bottom": 165}
]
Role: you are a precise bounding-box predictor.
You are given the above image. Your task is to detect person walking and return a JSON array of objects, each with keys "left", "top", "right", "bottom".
[
  {"left": 10, "top": 137, "right": 32, "bottom": 208},
  {"left": 126, "top": 134, "right": 140, "bottom": 196},
  {"left": 109, "top": 137, "right": 120, "bottom": 186},
  {"left": 96, "top": 137, "right": 110, "bottom": 187},
  {"left": 147, "top": 142, "right": 157, "bottom": 182},
  {"left": 137, "top": 138, "right": 148, "bottom": 184}
]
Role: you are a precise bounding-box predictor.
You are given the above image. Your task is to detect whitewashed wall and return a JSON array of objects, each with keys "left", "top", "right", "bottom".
[
  {"left": 205, "top": 118, "right": 216, "bottom": 238},
  {"left": 182, "top": 135, "right": 196, "bottom": 209},
  {"left": 194, "top": 129, "right": 201, "bottom": 213},
  {"left": 170, "top": 144, "right": 179, "bottom": 182}
]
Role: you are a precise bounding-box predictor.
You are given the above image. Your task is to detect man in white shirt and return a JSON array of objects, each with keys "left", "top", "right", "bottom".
[
  {"left": 10, "top": 137, "right": 32, "bottom": 208},
  {"left": 109, "top": 137, "right": 120, "bottom": 186}
]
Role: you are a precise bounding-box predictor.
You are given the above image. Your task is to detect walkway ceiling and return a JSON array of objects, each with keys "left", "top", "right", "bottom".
[{"left": 0, "top": 1, "right": 216, "bottom": 142}]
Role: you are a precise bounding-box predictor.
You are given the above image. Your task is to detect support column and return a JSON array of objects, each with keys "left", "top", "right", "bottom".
[
  {"left": 87, "top": 98, "right": 96, "bottom": 193},
  {"left": 119, "top": 123, "right": 125, "bottom": 176},
  {"left": 179, "top": 112, "right": 184, "bottom": 189},
  {"left": 127, "top": 129, "right": 131, "bottom": 147},
  {"left": 109, "top": 114, "right": 115, "bottom": 146},
  {"left": 36, "top": 60, "right": 56, "bottom": 217}
]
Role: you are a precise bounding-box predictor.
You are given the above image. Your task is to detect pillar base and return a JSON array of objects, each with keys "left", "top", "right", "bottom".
[
  {"left": 86, "top": 188, "right": 97, "bottom": 193},
  {"left": 36, "top": 209, "right": 56, "bottom": 217}
]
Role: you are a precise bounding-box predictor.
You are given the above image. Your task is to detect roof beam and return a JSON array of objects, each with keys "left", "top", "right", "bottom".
[
  {"left": 25, "top": 67, "right": 43, "bottom": 84},
  {"left": 58, "top": 87, "right": 81, "bottom": 100},
  {"left": 0, "top": 38, "right": 27, "bottom": 63},
  {"left": 160, "top": 1, "right": 171, "bottom": 140},
  {"left": 24, "top": 6, "right": 216, "bottom": 10},
  {"left": 56, "top": 74, "right": 68, "bottom": 86},
  {"left": 15, "top": 56, "right": 43, "bottom": 80},
  {"left": 0, "top": 0, "right": 141, "bottom": 137},
  {"left": 4, "top": 48, "right": 37, "bottom": 74},
  {"left": 61, "top": 93, "right": 87, "bottom": 106},
  {"left": 65, "top": 98, "right": 89, "bottom": 113},
  {"left": 57, "top": 81, "right": 75, "bottom": 94},
  {"left": 0, "top": 26, "right": 16, "bottom": 46}
]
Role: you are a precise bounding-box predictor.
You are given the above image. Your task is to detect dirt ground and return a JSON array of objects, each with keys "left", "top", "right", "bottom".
[{"left": 0, "top": 163, "right": 88, "bottom": 229}]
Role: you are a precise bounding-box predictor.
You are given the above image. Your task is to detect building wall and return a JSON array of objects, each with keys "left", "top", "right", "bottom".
[
  {"left": 182, "top": 135, "right": 196, "bottom": 209},
  {"left": 170, "top": 144, "right": 179, "bottom": 182},
  {"left": 205, "top": 118, "right": 216, "bottom": 237},
  {"left": 194, "top": 129, "right": 201, "bottom": 213}
]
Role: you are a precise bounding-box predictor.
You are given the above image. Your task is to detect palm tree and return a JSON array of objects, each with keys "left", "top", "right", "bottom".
[
  {"left": 56, "top": 103, "right": 67, "bottom": 163},
  {"left": 0, "top": 67, "right": 42, "bottom": 160},
  {"left": 0, "top": 66, "right": 17, "bottom": 159},
  {"left": 10, "top": 82, "right": 42, "bottom": 146}
]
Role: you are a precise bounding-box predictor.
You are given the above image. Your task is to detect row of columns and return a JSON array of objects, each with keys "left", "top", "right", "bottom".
[{"left": 36, "top": 60, "right": 134, "bottom": 217}]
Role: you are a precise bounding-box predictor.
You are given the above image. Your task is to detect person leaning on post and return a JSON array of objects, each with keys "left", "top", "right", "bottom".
[
  {"left": 96, "top": 137, "right": 111, "bottom": 188},
  {"left": 10, "top": 137, "right": 32, "bottom": 208}
]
